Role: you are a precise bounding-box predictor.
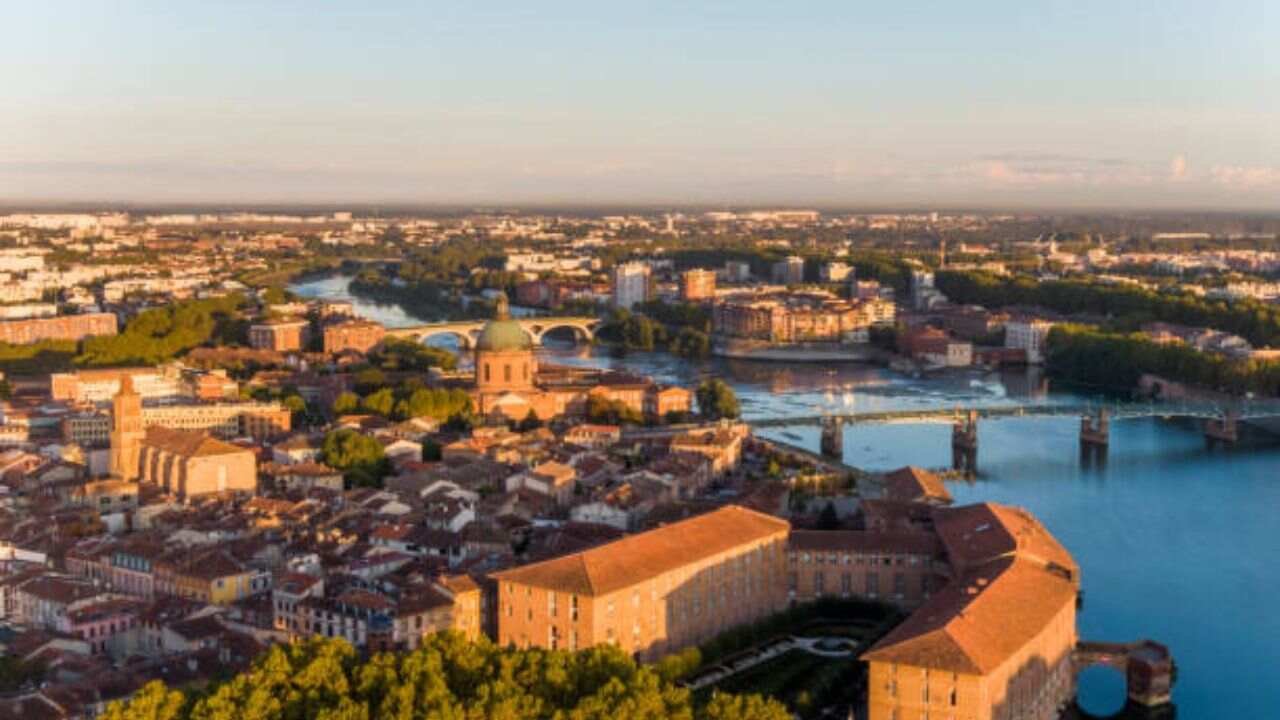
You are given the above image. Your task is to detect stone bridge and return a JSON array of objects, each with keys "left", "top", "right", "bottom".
[
  {"left": 384, "top": 316, "right": 600, "bottom": 350},
  {"left": 1074, "top": 640, "right": 1176, "bottom": 709}
]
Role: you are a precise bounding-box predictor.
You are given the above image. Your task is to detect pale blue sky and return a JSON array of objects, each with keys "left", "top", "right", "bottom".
[{"left": 2, "top": 1, "right": 1277, "bottom": 208}]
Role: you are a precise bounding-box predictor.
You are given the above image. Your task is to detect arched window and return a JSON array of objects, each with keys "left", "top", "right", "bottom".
[
  {"left": 484, "top": 363, "right": 491, "bottom": 382},
  {"left": 504, "top": 364, "right": 512, "bottom": 382}
]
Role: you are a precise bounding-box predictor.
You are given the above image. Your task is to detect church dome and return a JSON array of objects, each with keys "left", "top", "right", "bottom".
[{"left": 475, "top": 293, "right": 532, "bottom": 352}]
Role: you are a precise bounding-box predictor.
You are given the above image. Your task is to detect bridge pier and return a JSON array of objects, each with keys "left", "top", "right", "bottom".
[
  {"left": 1075, "top": 640, "right": 1176, "bottom": 709},
  {"left": 1080, "top": 408, "right": 1110, "bottom": 448},
  {"left": 819, "top": 417, "right": 844, "bottom": 459},
  {"left": 951, "top": 410, "right": 978, "bottom": 476},
  {"left": 1204, "top": 411, "right": 1239, "bottom": 447}
]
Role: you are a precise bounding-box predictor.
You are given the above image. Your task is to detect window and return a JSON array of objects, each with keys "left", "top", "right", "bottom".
[
  {"left": 548, "top": 592, "right": 557, "bottom": 618},
  {"left": 570, "top": 594, "right": 579, "bottom": 621},
  {"left": 484, "top": 364, "right": 491, "bottom": 382},
  {"left": 866, "top": 572, "right": 879, "bottom": 596},
  {"left": 504, "top": 364, "right": 512, "bottom": 382}
]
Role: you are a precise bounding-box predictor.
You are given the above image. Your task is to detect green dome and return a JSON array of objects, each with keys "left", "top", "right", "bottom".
[{"left": 475, "top": 319, "right": 532, "bottom": 352}]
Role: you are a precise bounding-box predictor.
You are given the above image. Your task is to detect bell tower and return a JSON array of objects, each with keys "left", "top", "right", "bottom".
[{"left": 109, "top": 375, "right": 144, "bottom": 481}]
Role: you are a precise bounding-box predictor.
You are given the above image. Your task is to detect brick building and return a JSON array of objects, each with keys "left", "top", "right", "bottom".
[
  {"left": 323, "top": 319, "right": 386, "bottom": 354},
  {"left": 679, "top": 269, "right": 717, "bottom": 301},
  {"left": 248, "top": 318, "right": 309, "bottom": 352},
  {"left": 491, "top": 505, "right": 788, "bottom": 661},
  {"left": 0, "top": 312, "right": 117, "bottom": 345}
]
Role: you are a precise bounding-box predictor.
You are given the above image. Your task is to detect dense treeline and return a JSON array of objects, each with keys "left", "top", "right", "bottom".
[
  {"left": 597, "top": 303, "right": 712, "bottom": 360},
  {"left": 1046, "top": 325, "right": 1280, "bottom": 396},
  {"left": 99, "top": 634, "right": 788, "bottom": 720},
  {"left": 76, "top": 295, "right": 247, "bottom": 367},
  {"left": 936, "top": 270, "right": 1280, "bottom": 348}
]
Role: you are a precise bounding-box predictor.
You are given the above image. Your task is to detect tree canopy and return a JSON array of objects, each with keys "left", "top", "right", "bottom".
[
  {"left": 77, "top": 295, "right": 247, "bottom": 367},
  {"left": 321, "top": 429, "right": 389, "bottom": 488},
  {"left": 696, "top": 379, "right": 740, "bottom": 420},
  {"left": 99, "top": 634, "right": 789, "bottom": 720}
]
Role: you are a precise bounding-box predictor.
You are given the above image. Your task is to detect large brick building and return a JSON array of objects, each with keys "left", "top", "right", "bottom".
[
  {"left": 0, "top": 312, "right": 117, "bottom": 345},
  {"left": 862, "top": 503, "right": 1080, "bottom": 720},
  {"left": 323, "top": 319, "right": 386, "bottom": 354},
  {"left": 248, "top": 318, "right": 309, "bottom": 352},
  {"left": 491, "top": 505, "right": 788, "bottom": 660}
]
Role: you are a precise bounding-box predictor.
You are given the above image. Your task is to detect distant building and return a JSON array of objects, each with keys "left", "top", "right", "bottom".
[
  {"left": 0, "top": 312, "right": 117, "bottom": 345},
  {"left": 323, "top": 319, "right": 386, "bottom": 354},
  {"left": 723, "top": 261, "right": 752, "bottom": 284},
  {"left": 611, "top": 262, "right": 650, "bottom": 309},
  {"left": 771, "top": 256, "right": 805, "bottom": 285},
  {"left": 679, "top": 269, "right": 717, "bottom": 301},
  {"left": 248, "top": 318, "right": 309, "bottom": 352},
  {"left": 820, "top": 262, "right": 853, "bottom": 283},
  {"left": 1005, "top": 318, "right": 1056, "bottom": 364}
]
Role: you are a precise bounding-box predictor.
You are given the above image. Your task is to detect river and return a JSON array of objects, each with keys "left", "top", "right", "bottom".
[{"left": 293, "top": 274, "right": 1280, "bottom": 718}]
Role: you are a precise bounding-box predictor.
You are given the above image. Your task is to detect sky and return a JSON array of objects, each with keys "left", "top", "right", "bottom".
[{"left": 1, "top": 1, "right": 1277, "bottom": 209}]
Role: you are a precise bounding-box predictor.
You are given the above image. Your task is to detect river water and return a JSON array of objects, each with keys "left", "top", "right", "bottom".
[{"left": 294, "top": 275, "right": 1280, "bottom": 718}]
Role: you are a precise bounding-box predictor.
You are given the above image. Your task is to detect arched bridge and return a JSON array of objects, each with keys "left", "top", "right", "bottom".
[
  {"left": 1075, "top": 640, "right": 1176, "bottom": 709},
  {"left": 384, "top": 316, "right": 600, "bottom": 350}
]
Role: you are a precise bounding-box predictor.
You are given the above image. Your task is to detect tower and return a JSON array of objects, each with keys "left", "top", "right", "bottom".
[{"left": 109, "top": 375, "right": 144, "bottom": 481}]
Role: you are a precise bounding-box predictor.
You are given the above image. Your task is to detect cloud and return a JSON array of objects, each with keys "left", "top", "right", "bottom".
[
  {"left": 1169, "top": 154, "right": 1189, "bottom": 181},
  {"left": 1209, "top": 165, "right": 1280, "bottom": 189}
]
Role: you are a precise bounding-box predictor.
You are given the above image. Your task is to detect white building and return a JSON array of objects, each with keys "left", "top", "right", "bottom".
[
  {"left": 611, "top": 262, "right": 650, "bottom": 310},
  {"left": 1005, "top": 319, "right": 1056, "bottom": 364}
]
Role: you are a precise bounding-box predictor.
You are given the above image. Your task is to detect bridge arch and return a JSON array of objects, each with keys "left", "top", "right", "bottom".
[
  {"left": 414, "top": 329, "right": 477, "bottom": 350},
  {"left": 530, "top": 321, "right": 596, "bottom": 346}
]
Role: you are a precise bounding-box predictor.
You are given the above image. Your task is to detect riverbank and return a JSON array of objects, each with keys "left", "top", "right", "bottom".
[{"left": 713, "top": 338, "right": 887, "bottom": 363}]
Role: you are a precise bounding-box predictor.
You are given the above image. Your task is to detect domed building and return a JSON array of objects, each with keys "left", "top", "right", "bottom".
[
  {"left": 474, "top": 294, "right": 536, "bottom": 395},
  {"left": 468, "top": 293, "right": 695, "bottom": 424}
]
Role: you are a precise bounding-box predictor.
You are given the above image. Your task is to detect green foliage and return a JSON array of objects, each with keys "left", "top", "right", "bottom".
[
  {"left": 587, "top": 394, "right": 644, "bottom": 425},
  {"left": 261, "top": 286, "right": 292, "bottom": 305},
  {"left": 701, "top": 689, "right": 798, "bottom": 720},
  {"left": 0, "top": 339, "right": 77, "bottom": 375},
  {"left": 321, "top": 429, "right": 389, "bottom": 488},
  {"left": 331, "top": 391, "right": 361, "bottom": 415},
  {"left": 1046, "top": 324, "right": 1280, "bottom": 395},
  {"left": 0, "top": 654, "right": 44, "bottom": 693},
  {"left": 361, "top": 388, "right": 396, "bottom": 416},
  {"left": 696, "top": 379, "right": 740, "bottom": 420},
  {"left": 77, "top": 295, "right": 246, "bottom": 367},
  {"left": 937, "top": 269, "right": 1280, "bottom": 348},
  {"left": 670, "top": 327, "right": 711, "bottom": 360},
  {"left": 599, "top": 303, "right": 711, "bottom": 360},
  {"left": 98, "top": 635, "right": 785, "bottom": 720},
  {"left": 398, "top": 387, "right": 473, "bottom": 422},
  {"left": 367, "top": 337, "right": 457, "bottom": 372}
]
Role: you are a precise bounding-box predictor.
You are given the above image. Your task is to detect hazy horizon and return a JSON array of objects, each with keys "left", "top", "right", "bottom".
[{"left": 4, "top": 2, "right": 1276, "bottom": 209}]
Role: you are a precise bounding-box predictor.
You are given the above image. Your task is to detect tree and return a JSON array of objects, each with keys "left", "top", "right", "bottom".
[
  {"left": 696, "top": 379, "right": 740, "bottom": 420},
  {"left": 361, "top": 388, "right": 396, "bottom": 417},
  {"left": 702, "top": 691, "right": 791, "bottom": 720},
  {"left": 517, "top": 409, "right": 543, "bottom": 432},
  {"left": 332, "top": 391, "right": 360, "bottom": 415},
  {"left": 321, "top": 429, "right": 389, "bottom": 488},
  {"left": 98, "top": 635, "right": 781, "bottom": 720}
]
